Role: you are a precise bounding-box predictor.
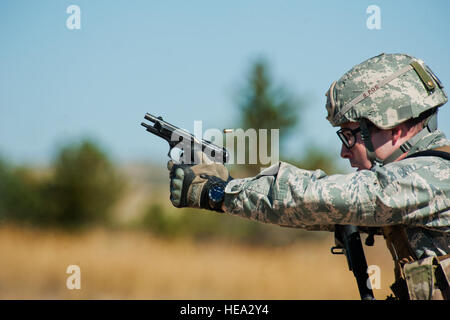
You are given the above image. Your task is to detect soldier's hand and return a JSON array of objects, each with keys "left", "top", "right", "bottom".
[{"left": 167, "top": 161, "right": 231, "bottom": 211}]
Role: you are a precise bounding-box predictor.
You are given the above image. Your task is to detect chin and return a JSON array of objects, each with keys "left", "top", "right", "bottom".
[{"left": 351, "top": 163, "right": 365, "bottom": 171}]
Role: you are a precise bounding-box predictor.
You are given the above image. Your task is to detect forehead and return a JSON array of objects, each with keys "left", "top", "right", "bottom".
[{"left": 340, "top": 122, "right": 360, "bottom": 130}]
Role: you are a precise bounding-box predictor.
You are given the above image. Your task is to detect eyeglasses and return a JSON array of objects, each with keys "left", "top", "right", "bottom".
[{"left": 336, "top": 127, "right": 361, "bottom": 149}]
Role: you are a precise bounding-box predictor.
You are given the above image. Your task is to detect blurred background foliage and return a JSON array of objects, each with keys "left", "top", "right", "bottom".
[
  {"left": 0, "top": 59, "right": 342, "bottom": 244},
  {"left": 0, "top": 141, "right": 124, "bottom": 229},
  {"left": 139, "top": 204, "right": 325, "bottom": 246},
  {"left": 233, "top": 58, "right": 342, "bottom": 176},
  {"left": 237, "top": 59, "right": 300, "bottom": 139},
  {"left": 234, "top": 58, "right": 300, "bottom": 176}
]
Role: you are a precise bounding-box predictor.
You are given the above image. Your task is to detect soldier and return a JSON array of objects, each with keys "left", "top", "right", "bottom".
[{"left": 168, "top": 53, "right": 450, "bottom": 300}]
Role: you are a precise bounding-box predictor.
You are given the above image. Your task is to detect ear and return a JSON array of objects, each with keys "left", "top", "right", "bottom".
[{"left": 391, "top": 125, "right": 406, "bottom": 146}]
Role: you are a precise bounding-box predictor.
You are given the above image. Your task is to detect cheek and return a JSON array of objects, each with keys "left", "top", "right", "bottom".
[
  {"left": 371, "top": 131, "right": 391, "bottom": 150},
  {"left": 353, "top": 143, "right": 368, "bottom": 160}
]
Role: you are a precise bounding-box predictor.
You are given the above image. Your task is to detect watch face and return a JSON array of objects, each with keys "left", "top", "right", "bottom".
[{"left": 208, "top": 184, "right": 225, "bottom": 203}]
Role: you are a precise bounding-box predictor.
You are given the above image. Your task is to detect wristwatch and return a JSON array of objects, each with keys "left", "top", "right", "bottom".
[{"left": 208, "top": 181, "right": 226, "bottom": 211}]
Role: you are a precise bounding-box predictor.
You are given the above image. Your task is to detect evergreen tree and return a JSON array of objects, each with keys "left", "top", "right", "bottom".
[{"left": 236, "top": 59, "right": 301, "bottom": 174}]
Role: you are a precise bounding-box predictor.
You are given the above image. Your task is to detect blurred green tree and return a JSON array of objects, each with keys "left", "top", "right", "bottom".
[
  {"left": 234, "top": 58, "right": 344, "bottom": 176},
  {"left": 46, "top": 140, "right": 124, "bottom": 229},
  {"left": 0, "top": 141, "right": 124, "bottom": 229},
  {"left": 235, "top": 59, "right": 301, "bottom": 175},
  {"left": 238, "top": 59, "right": 299, "bottom": 134},
  {"left": 0, "top": 157, "right": 45, "bottom": 225}
]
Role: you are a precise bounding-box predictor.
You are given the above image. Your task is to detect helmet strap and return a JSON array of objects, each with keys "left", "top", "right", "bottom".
[
  {"left": 359, "top": 119, "right": 384, "bottom": 167},
  {"left": 380, "top": 128, "right": 430, "bottom": 165},
  {"left": 361, "top": 112, "right": 438, "bottom": 168}
]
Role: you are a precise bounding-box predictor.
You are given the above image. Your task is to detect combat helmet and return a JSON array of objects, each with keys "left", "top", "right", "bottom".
[{"left": 325, "top": 53, "right": 447, "bottom": 166}]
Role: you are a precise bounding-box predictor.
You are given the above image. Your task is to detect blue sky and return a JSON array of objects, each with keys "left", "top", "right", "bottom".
[{"left": 1, "top": 0, "right": 449, "bottom": 167}]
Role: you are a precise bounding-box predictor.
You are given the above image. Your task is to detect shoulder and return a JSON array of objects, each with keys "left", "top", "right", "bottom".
[{"left": 374, "top": 155, "right": 450, "bottom": 189}]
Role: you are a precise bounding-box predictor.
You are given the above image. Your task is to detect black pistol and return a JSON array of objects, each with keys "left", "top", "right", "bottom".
[{"left": 141, "top": 113, "right": 229, "bottom": 165}]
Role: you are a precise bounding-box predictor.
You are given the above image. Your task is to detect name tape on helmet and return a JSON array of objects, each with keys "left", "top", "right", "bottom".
[{"left": 334, "top": 64, "right": 414, "bottom": 123}]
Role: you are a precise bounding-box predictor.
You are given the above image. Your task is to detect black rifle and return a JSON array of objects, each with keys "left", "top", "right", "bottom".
[
  {"left": 331, "top": 225, "right": 375, "bottom": 300},
  {"left": 141, "top": 113, "right": 229, "bottom": 164}
]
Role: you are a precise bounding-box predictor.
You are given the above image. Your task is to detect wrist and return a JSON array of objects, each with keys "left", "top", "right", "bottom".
[{"left": 206, "top": 179, "right": 227, "bottom": 212}]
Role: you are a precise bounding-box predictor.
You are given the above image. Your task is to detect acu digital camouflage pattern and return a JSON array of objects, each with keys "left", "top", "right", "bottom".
[
  {"left": 325, "top": 53, "right": 448, "bottom": 129},
  {"left": 223, "top": 130, "right": 450, "bottom": 259}
]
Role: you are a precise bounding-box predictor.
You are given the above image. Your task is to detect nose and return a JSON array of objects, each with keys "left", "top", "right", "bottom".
[{"left": 340, "top": 143, "right": 352, "bottom": 159}]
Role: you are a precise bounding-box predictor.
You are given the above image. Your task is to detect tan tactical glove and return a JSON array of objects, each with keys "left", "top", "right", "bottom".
[{"left": 167, "top": 161, "right": 231, "bottom": 212}]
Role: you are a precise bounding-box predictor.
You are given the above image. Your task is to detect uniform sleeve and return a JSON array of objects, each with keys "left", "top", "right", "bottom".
[{"left": 223, "top": 160, "right": 450, "bottom": 231}]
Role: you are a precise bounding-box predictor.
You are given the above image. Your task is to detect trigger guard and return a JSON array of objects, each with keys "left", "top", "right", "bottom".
[{"left": 168, "top": 147, "right": 184, "bottom": 164}]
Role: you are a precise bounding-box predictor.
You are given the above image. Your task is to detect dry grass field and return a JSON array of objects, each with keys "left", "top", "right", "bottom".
[{"left": 0, "top": 225, "right": 396, "bottom": 300}]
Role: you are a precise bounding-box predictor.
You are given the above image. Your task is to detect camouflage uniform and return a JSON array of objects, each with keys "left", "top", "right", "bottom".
[
  {"left": 223, "top": 130, "right": 450, "bottom": 258},
  {"left": 222, "top": 54, "right": 450, "bottom": 299}
]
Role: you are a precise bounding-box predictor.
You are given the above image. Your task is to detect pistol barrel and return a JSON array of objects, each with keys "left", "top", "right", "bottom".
[
  {"left": 141, "top": 121, "right": 160, "bottom": 135},
  {"left": 144, "top": 113, "right": 162, "bottom": 123}
]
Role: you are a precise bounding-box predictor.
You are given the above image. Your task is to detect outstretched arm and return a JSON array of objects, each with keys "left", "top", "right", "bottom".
[{"left": 222, "top": 159, "right": 450, "bottom": 231}]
